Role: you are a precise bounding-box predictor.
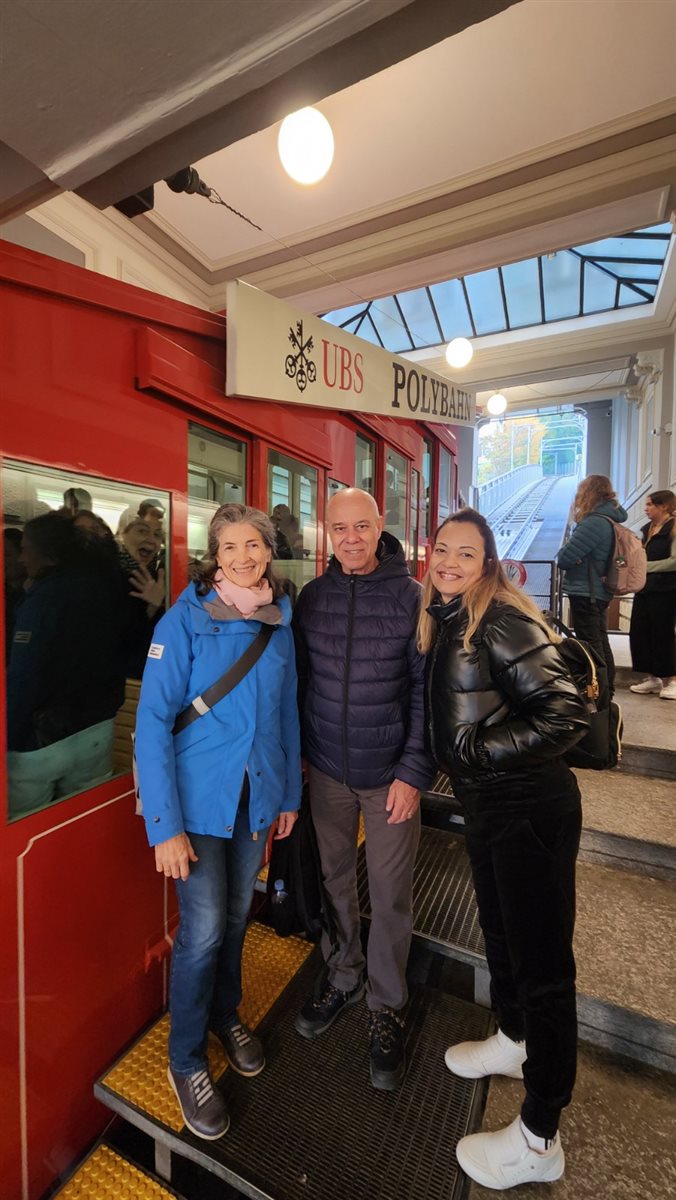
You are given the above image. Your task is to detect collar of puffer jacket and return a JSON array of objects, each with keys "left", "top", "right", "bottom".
[{"left": 427, "top": 594, "right": 463, "bottom": 624}]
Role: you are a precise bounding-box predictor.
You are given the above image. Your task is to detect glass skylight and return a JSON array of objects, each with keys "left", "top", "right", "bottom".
[{"left": 321, "top": 223, "right": 672, "bottom": 353}]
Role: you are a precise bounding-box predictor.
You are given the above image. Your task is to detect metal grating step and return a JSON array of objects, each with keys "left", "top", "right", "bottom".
[
  {"left": 52, "top": 1143, "right": 181, "bottom": 1198},
  {"left": 358, "top": 826, "right": 484, "bottom": 964},
  {"left": 97, "top": 947, "right": 491, "bottom": 1200}
]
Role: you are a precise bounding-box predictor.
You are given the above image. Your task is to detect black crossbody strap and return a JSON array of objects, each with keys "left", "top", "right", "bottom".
[{"left": 172, "top": 624, "right": 275, "bottom": 736}]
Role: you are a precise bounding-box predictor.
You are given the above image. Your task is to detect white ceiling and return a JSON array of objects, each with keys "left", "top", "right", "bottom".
[{"left": 2, "top": 0, "right": 676, "bottom": 414}]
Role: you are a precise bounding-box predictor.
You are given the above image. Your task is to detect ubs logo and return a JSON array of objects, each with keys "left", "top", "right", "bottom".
[{"left": 285, "top": 320, "right": 317, "bottom": 393}]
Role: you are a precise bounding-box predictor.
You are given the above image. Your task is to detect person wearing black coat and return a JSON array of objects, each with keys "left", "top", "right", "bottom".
[
  {"left": 292, "top": 488, "right": 434, "bottom": 1092},
  {"left": 629, "top": 489, "right": 676, "bottom": 700},
  {"left": 420, "top": 508, "right": 589, "bottom": 1191}
]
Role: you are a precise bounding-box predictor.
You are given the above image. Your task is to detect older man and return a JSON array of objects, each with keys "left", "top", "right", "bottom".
[{"left": 292, "top": 487, "right": 434, "bottom": 1090}]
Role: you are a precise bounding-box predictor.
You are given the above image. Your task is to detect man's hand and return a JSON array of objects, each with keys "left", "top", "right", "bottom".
[
  {"left": 385, "top": 779, "right": 421, "bottom": 825},
  {"left": 154, "top": 833, "right": 198, "bottom": 881}
]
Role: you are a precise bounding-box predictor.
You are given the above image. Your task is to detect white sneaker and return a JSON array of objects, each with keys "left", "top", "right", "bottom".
[
  {"left": 629, "top": 676, "right": 662, "bottom": 694},
  {"left": 659, "top": 681, "right": 676, "bottom": 700},
  {"left": 456, "top": 1116, "right": 565, "bottom": 1190},
  {"left": 444, "top": 1028, "right": 527, "bottom": 1080}
]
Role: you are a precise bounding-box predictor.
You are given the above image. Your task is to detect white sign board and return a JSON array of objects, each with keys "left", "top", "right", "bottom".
[{"left": 225, "top": 281, "right": 475, "bottom": 428}]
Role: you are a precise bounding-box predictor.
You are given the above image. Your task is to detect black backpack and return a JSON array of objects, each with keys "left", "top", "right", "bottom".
[
  {"left": 552, "top": 620, "right": 623, "bottom": 771},
  {"left": 265, "top": 790, "right": 336, "bottom": 943}
]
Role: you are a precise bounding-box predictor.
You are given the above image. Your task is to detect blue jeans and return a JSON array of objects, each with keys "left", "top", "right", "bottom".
[{"left": 169, "top": 789, "right": 269, "bottom": 1074}]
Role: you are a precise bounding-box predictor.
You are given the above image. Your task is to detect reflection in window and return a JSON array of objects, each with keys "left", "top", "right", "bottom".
[
  {"left": 438, "top": 448, "right": 452, "bottom": 523},
  {"left": 409, "top": 469, "right": 420, "bottom": 577},
  {"left": 267, "top": 450, "right": 318, "bottom": 593},
  {"left": 421, "top": 437, "right": 433, "bottom": 539},
  {"left": 385, "top": 447, "right": 408, "bottom": 550},
  {"left": 2, "top": 460, "right": 170, "bottom": 822},
  {"left": 328, "top": 478, "right": 347, "bottom": 503},
  {"left": 355, "top": 433, "right": 375, "bottom": 495},
  {"left": 188, "top": 425, "right": 246, "bottom": 561}
]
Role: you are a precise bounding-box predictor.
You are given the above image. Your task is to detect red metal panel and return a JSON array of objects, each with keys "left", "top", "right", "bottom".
[{"left": 0, "top": 243, "right": 460, "bottom": 1199}]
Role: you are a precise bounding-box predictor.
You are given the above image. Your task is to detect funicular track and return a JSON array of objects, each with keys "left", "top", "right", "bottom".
[{"left": 493, "top": 475, "right": 561, "bottom": 559}]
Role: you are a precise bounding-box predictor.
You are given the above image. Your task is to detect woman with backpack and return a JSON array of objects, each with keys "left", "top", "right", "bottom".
[
  {"left": 419, "top": 508, "right": 589, "bottom": 1191},
  {"left": 556, "top": 474, "right": 628, "bottom": 697},
  {"left": 629, "top": 489, "right": 676, "bottom": 701}
]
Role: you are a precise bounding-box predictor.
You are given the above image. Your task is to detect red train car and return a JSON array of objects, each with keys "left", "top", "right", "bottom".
[{"left": 0, "top": 239, "right": 460, "bottom": 1200}]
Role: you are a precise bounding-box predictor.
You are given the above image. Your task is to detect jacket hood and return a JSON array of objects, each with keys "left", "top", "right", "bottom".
[
  {"left": 327, "top": 528, "right": 410, "bottom": 583},
  {"left": 593, "top": 500, "right": 628, "bottom": 523},
  {"left": 175, "top": 582, "right": 292, "bottom": 626}
]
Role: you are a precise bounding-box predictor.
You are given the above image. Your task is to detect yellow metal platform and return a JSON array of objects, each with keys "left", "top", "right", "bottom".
[
  {"left": 101, "top": 921, "right": 312, "bottom": 1131},
  {"left": 54, "top": 1144, "right": 177, "bottom": 1198}
]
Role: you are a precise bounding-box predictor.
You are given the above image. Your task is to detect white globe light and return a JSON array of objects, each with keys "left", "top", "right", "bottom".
[
  {"left": 487, "top": 392, "right": 508, "bottom": 416},
  {"left": 278, "top": 107, "right": 334, "bottom": 185},
  {"left": 445, "top": 337, "right": 474, "bottom": 369}
]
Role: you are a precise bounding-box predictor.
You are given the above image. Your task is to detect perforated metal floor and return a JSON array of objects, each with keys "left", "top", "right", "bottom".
[
  {"left": 358, "top": 826, "right": 485, "bottom": 964},
  {"left": 98, "top": 950, "right": 490, "bottom": 1200}
]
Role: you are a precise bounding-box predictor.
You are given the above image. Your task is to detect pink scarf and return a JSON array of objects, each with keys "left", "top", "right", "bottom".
[{"left": 213, "top": 569, "right": 273, "bottom": 617}]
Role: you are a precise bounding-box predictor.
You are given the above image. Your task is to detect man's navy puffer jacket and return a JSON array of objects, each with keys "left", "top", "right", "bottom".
[{"left": 293, "top": 531, "right": 434, "bottom": 792}]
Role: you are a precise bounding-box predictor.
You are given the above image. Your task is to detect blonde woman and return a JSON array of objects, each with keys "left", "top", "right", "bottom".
[
  {"left": 629, "top": 489, "right": 676, "bottom": 700},
  {"left": 419, "top": 508, "right": 588, "bottom": 1191},
  {"left": 556, "top": 474, "right": 627, "bottom": 695}
]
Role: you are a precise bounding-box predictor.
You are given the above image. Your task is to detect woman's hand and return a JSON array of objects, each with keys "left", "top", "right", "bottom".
[
  {"left": 154, "top": 833, "right": 198, "bottom": 881},
  {"left": 274, "top": 811, "right": 298, "bottom": 840},
  {"left": 129, "top": 565, "right": 166, "bottom": 615}
]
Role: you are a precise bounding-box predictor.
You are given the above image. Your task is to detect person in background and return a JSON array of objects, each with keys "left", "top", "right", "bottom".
[
  {"left": 135, "top": 503, "right": 301, "bottom": 1142},
  {"left": 421, "top": 508, "right": 588, "bottom": 1191},
  {"left": 629, "top": 489, "right": 676, "bottom": 701},
  {"left": 3, "top": 527, "right": 26, "bottom": 660},
  {"left": 62, "top": 486, "right": 93, "bottom": 516},
  {"left": 292, "top": 488, "right": 434, "bottom": 1092},
  {"left": 556, "top": 474, "right": 627, "bottom": 697},
  {"left": 117, "top": 517, "right": 166, "bottom": 676},
  {"left": 6, "top": 513, "right": 125, "bottom": 816}
]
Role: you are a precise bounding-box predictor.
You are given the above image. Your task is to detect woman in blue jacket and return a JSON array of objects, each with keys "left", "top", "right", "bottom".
[
  {"left": 135, "top": 504, "right": 301, "bottom": 1141},
  {"left": 556, "top": 474, "right": 627, "bottom": 697}
]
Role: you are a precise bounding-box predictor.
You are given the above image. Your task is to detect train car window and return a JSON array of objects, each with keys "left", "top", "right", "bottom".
[
  {"left": 267, "top": 450, "right": 318, "bottom": 595},
  {"left": 385, "top": 447, "right": 408, "bottom": 550},
  {"left": 328, "top": 478, "right": 347, "bottom": 502},
  {"left": 188, "top": 425, "right": 247, "bottom": 561},
  {"left": 421, "top": 437, "right": 433, "bottom": 538},
  {"left": 355, "top": 433, "right": 375, "bottom": 495},
  {"left": 438, "top": 447, "right": 453, "bottom": 523},
  {"left": 409, "top": 468, "right": 421, "bottom": 577},
  {"left": 2, "top": 460, "right": 170, "bottom": 823}
]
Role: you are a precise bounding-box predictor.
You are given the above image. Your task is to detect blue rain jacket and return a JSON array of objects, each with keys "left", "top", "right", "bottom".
[
  {"left": 135, "top": 584, "right": 302, "bottom": 847},
  {"left": 556, "top": 500, "right": 628, "bottom": 601}
]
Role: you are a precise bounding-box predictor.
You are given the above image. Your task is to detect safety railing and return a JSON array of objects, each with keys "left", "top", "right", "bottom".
[{"left": 475, "top": 465, "right": 542, "bottom": 517}]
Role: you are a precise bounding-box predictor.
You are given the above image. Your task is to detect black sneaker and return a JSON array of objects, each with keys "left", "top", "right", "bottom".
[
  {"left": 214, "top": 1016, "right": 265, "bottom": 1077},
  {"left": 294, "top": 976, "right": 365, "bottom": 1039},
  {"left": 368, "top": 1009, "right": 406, "bottom": 1091},
  {"left": 167, "top": 1065, "right": 229, "bottom": 1140}
]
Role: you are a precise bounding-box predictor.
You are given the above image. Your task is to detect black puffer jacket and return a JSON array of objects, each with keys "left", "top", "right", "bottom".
[
  {"left": 293, "top": 532, "right": 434, "bottom": 791},
  {"left": 426, "top": 597, "right": 589, "bottom": 811}
]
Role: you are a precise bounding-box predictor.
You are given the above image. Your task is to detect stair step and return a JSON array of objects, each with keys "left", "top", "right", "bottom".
[
  {"left": 52, "top": 1143, "right": 181, "bottom": 1198},
  {"left": 574, "top": 861, "right": 676, "bottom": 1071},
  {"left": 95, "top": 921, "right": 490, "bottom": 1200},
  {"left": 359, "top": 827, "right": 676, "bottom": 1072},
  {"left": 615, "top": 687, "right": 676, "bottom": 779},
  {"left": 575, "top": 769, "right": 676, "bottom": 878},
  {"left": 469, "top": 1040, "right": 676, "bottom": 1199}
]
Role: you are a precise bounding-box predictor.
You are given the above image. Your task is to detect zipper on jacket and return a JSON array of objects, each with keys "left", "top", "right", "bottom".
[{"left": 341, "top": 576, "right": 356, "bottom": 785}]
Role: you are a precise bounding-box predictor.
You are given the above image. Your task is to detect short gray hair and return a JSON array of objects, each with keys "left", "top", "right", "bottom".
[{"left": 193, "top": 503, "right": 283, "bottom": 597}]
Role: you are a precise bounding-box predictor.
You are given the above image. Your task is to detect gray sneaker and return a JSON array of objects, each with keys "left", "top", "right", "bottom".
[
  {"left": 167, "top": 1065, "right": 229, "bottom": 1140},
  {"left": 215, "top": 1016, "right": 265, "bottom": 1077}
]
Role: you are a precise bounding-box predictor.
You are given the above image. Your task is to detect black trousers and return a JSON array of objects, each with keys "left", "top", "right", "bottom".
[
  {"left": 630, "top": 590, "right": 676, "bottom": 679},
  {"left": 568, "top": 595, "right": 615, "bottom": 697},
  {"left": 464, "top": 798, "right": 582, "bottom": 1139}
]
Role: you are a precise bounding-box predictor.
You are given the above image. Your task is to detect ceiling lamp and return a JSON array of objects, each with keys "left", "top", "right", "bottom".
[
  {"left": 487, "top": 392, "right": 508, "bottom": 416},
  {"left": 278, "top": 107, "right": 334, "bottom": 185},
  {"left": 445, "top": 337, "right": 473, "bottom": 369}
]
